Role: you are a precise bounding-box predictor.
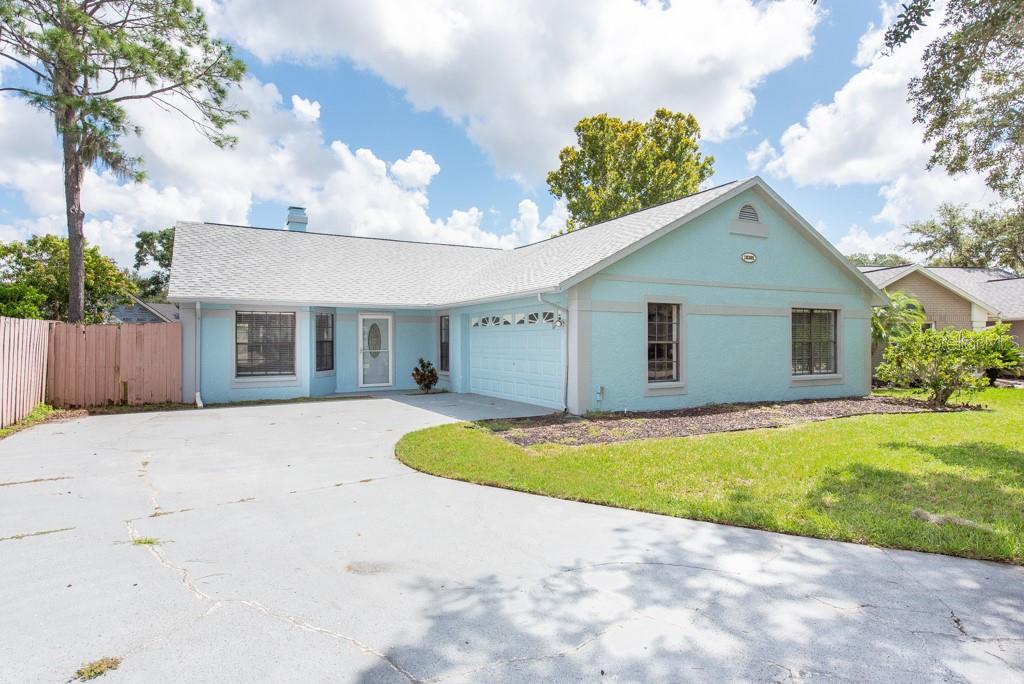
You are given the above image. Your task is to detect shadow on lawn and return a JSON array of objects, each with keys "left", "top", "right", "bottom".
[
  {"left": 882, "top": 441, "right": 1024, "bottom": 486},
  {"left": 807, "top": 442, "right": 1024, "bottom": 560}
]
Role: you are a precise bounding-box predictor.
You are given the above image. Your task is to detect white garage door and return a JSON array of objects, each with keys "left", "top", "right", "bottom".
[{"left": 468, "top": 309, "right": 564, "bottom": 409}]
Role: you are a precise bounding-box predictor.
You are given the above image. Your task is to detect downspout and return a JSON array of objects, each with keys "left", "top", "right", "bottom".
[
  {"left": 194, "top": 301, "right": 204, "bottom": 408},
  {"left": 538, "top": 293, "right": 569, "bottom": 413}
]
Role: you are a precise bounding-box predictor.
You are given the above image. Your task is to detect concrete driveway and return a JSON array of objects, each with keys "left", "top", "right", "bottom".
[{"left": 1, "top": 394, "right": 1022, "bottom": 683}]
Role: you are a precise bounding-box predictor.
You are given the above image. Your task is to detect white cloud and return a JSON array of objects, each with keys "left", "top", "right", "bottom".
[
  {"left": 835, "top": 224, "right": 910, "bottom": 256},
  {"left": 199, "top": 0, "right": 820, "bottom": 181},
  {"left": 390, "top": 150, "right": 441, "bottom": 188},
  {"left": 745, "top": 139, "right": 778, "bottom": 171},
  {"left": 0, "top": 76, "right": 564, "bottom": 267},
  {"left": 290, "top": 94, "right": 321, "bottom": 122},
  {"left": 764, "top": 1, "right": 997, "bottom": 235}
]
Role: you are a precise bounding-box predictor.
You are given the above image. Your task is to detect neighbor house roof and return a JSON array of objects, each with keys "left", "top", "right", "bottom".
[
  {"left": 168, "top": 177, "right": 886, "bottom": 308},
  {"left": 859, "top": 264, "right": 1024, "bottom": 319},
  {"left": 109, "top": 294, "right": 180, "bottom": 324},
  {"left": 930, "top": 268, "right": 1024, "bottom": 319}
]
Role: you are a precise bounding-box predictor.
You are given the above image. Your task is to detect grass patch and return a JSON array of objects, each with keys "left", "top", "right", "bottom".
[
  {"left": 131, "top": 537, "right": 160, "bottom": 546},
  {"left": 0, "top": 403, "right": 77, "bottom": 440},
  {"left": 74, "top": 657, "right": 120, "bottom": 680},
  {"left": 397, "top": 388, "right": 1024, "bottom": 564}
]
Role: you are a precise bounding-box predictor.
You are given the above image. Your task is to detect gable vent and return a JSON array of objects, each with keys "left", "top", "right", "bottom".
[{"left": 738, "top": 204, "right": 760, "bottom": 222}]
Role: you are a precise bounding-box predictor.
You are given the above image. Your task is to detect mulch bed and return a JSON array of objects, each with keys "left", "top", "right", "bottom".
[{"left": 480, "top": 396, "right": 976, "bottom": 447}]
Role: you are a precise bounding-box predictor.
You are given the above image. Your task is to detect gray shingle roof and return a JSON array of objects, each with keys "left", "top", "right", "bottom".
[
  {"left": 859, "top": 265, "right": 1024, "bottom": 319},
  {"left": 858, "top": 265, "right": 915, "bottom": 286},
  {"left": 169, "top": 178, "right": 880, "bottom": 309},
  {"left": 928, "top": 267, "right": 1024, "bottom": 319}
]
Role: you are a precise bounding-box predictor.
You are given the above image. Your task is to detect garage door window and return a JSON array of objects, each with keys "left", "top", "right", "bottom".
[{"left": 647, "top": 303, "right": 680, "bottom": 383}]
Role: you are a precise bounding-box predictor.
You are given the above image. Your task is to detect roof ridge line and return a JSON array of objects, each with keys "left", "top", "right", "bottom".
[
  {"left": 511, "top": 178, "right": 745, "bottom": 250},
  {"left": 193, "top": 221, "right": 505, "bottom": 251}
]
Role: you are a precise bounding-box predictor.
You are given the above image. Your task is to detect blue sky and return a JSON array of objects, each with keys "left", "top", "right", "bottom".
[
  {"left": 240, "top": 3, "right": 879, "bottom": 234},
  {"left": 0, "top": 0, "right": 997, "bottom": 267}
]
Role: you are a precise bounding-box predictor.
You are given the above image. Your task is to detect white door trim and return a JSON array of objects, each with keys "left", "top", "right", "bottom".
[{"left": 358, "top": 312, "right": 394, "bottom": 388}]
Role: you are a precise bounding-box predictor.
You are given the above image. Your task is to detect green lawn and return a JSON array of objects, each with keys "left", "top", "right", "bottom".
[{"left": 396, "top": 388, "right": 1024, "bottom": 563}]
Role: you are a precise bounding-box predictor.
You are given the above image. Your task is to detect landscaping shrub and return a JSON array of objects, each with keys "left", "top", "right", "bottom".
[
  {"left": 871, "top": 290, "right": 925, "bottom": 354},
  {"left": 877, "top": 323, "right": 1016, "bottom": 406},
  {"left": 411, "top": 358, "right": 439, "bottom": 393},
  {"left": 984, "top": 332, "right": 1024, "bottom": 384}
]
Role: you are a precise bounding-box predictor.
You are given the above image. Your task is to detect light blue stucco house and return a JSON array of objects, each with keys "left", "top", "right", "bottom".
[{"left": 167, "top": 177, "right": 887, "bottom": 413}]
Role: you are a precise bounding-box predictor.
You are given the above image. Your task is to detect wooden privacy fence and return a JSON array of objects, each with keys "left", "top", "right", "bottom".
[
  {"left": 46, "top": 322, "right": 182, "bottom": 408},
  {"left": 0, "top": 317, "right": 50, "bottom": 429}
]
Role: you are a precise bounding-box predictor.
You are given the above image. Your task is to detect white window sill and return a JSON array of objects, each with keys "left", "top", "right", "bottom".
[
  {"left": 645, "top": 381, "right": 687, "bottom": 397},
  {"left": 791, "top": 374, "right": 843, "bottom": 387},
  {"left": 233, "top": 374, "right": 300, "bottom": 389},
  {"left": 314, "top": 369, "right": 336, "bottom": 378}
]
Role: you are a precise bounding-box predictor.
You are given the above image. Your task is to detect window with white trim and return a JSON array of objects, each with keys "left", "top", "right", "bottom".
[
  {"left": 236, "top": 311, "right": 296, "bottom": 377},
  {"left": 439, "top": 315, "right": 450, "bottom": 372},
  {"left": 315, "top": 313, "right": 334, "bottom": 372},
  {"left": 647, "top": 303, "right": 680, "bottom": 383},
  {"left": 791, "top": 308, "right": 837, "bottom": 375}
]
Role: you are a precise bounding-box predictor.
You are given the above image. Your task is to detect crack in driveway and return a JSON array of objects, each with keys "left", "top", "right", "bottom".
[{"left": 123, "top": 518, "right": 418, "bottom": 682}]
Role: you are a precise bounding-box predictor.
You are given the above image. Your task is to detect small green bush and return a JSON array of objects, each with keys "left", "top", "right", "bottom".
[
  {"left": 411, "top": 357, "right": 439, "bottom": 393},
  {"left": 877, "top": 323, "right": 1016, "bottom": 406},
  {"left": 984, "top": 331, "right": 1023, "bottom": 384}
]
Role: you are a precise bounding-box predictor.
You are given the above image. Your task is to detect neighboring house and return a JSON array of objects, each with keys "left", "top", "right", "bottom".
[
  {"left": 109, "top": 294, "right": 180, "bottom": 324},
  {"left": 167, "top": 177, "right": 886, "bottom": 413},
  {"left": 859, "top": 265, "right": 1024, "bottom": 343}
]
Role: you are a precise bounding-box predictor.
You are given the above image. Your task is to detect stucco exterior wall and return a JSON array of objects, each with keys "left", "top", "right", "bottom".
[
  {"left": 571, "top": 189, "right": 874, "bottom": 413},
  {"left": 885, "top": 271, "right": 975, "bottom": 329},
  {"left": 1010, "top": 320, "right": 1024, "bottom": 345},
  {"left": 193, "top": 304, "right": 438, "bottom": 404}
]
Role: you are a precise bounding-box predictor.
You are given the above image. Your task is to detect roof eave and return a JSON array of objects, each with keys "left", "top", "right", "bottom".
[{"left": 883, "top": 265, "right": 1001, "bottom": 316}]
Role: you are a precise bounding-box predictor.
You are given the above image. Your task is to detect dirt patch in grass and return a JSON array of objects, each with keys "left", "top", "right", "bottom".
[{"left": 480, "top": 396, "right": 976, "bottom": 446}]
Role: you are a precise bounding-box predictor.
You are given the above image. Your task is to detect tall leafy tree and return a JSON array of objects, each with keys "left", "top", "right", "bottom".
[
  {"left": 0, "top": 234, "right": 135, "bottom": 322},
  {"left": 547, "top": 109, "right": 715, "bottom": 232},
  {"left": 902, "top": 203, "right": 1024, "bottom": 274},
  {"left": 0, "top": 1, "right": 247, "bottom": 322},
  {"left": 885, "top": 1, "right": 1024, "bottom": 203},
  {"left": 0, "top": 282, "right": 46, "bottom": 318},
  {"left": 845, "top": 253, "right": 908, "bottom": 267},
  {"left": 133, "top": 226, "right": 173, "bottom": 300}
]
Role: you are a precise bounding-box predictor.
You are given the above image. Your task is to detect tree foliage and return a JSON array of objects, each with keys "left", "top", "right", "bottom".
[
  {"left": 0, "top": 234, "right": 135, "bottom": 322},
  {"left": 845, "top": 252, "right": 908, "bottom": 267},
  {"left": 0, "top": 282, "right": 45, "bottom": 318},
  {"left": 133, "top": 226, "right": 174, "bottom": 300},
  {"left": 876, "top": 323, "right": 1016, "bottom": 406},
  {"left": 883, "top": 1, "right": 1024, "bottom": 203},
  {"left": 871, "top": 290, "right": 925, "bottom": 354},
  {"left": 0, "top": 0, "right": 247, "bottom": 321},
  {"left": 902, "top": 203, "right": 1024, "bottom": 274},
  {"left": 546, "top": 109, "right": 715, "bottom": 232}
]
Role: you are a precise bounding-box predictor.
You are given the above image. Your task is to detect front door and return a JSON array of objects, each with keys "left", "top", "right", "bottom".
[{"left": 359, "top": 314, "right": 392, "bottom": 387}]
